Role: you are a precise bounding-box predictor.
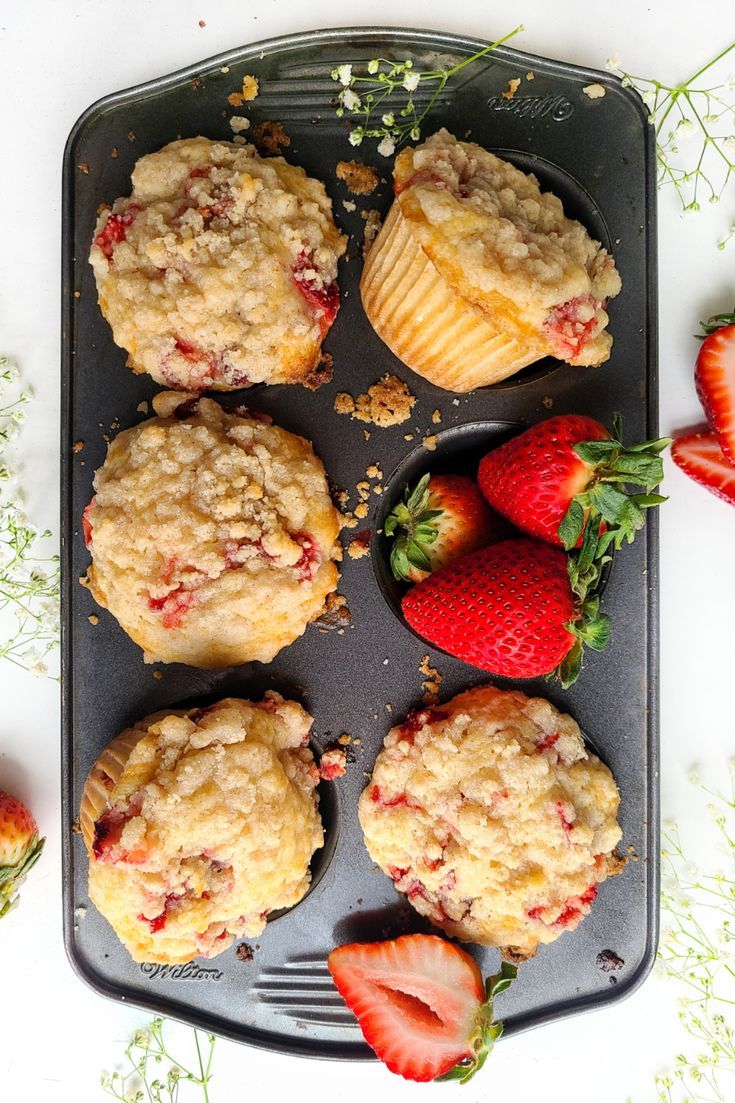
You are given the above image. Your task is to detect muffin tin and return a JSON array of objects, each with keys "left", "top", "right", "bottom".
[{"left": 61, "top": 27, "right": 659, "bottom": 1058}]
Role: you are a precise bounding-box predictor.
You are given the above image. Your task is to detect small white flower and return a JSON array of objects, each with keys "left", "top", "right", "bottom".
[
  {"left": 1, "top": 363, "right": 19, "bottom": 385},
  {"left": 348, "top": 129, "right": 363, "bottom": 147},
  {"left": 381, "top": 113, "right": 395, "bottom": 127},
  {"left": 403, "top": 71, "right": 420, "bottom": 93},
  {"left": 342, "top": 88, "right": 361, "bottom": 111},
  {"left": 605, "top": 55, "right": 621, "bottom": 71},
  {"left": 367, "top": 59, "right": 379, "bottom": 75},
  {"left": 377, "top": 136, "right": 396, "bottom": 157},
  {"left": 703, "top": 113, "right": 718, "bottom": 125},
  {"left": 334, "top": 64, "right": 353, "bottom": 87},
  {"left": 31, "top": 660, "right": 48, "bottom": 677},
  {"left": 687, "top": 762, "right": 702, "bottom": 784},
  {"left": 676, "top": 118, "right": 696, "bottom": 141},
  {"left": 727, "top": 73, "right": 735, "bottom": 92},
  {"left": 642, "top": 89, "right": 656, "bottom": 108},
  {"left": 723, "top": 135, "right": 735, "bottom": 155},
  {"left": 11, "top": 408, "right": 26, "bottom": 424}
]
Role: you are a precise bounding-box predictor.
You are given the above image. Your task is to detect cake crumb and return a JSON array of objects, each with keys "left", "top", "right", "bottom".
[
  {"left": 353, "top": 737, "right": 361, "bottom": 746},
  {"left": 501, "top": 77, "right": 521, "bottom": 100},
  {"left": 336, "top": 160, "right": 379, "bottom": 195},
  {"left": 386, "top": 704, "right": 393, "bottom": 713},
  {"left": 253, "top": 120, "right": 290, "bottom": 155},
  {"left": 366, "top": 464, "right": 382, "bottom": 479},
  {"left": 363, "top": 430, "right": 371, "bottom": 441},
  {"left": 78, "top": 162, "right": 90, "bottom": 175},
  {"left": 354, "top": 502, "right": 369, "bottom": 519},
  {"left": 335, "top": 374, "right": 415, "bottom": 428},
  {"left": 236, "top": 943, "right": 254, "bottom": 962},
  {"left": 128, "top": 130, "right": 136, "bottom": 142},
  {"left": 319, "top": 747, "right": 348, "bottom": 781},
  {"left": 314, "top": 592, "right": 351, "bottom": 631},
  {"left": 542, "top": 395, "right": 554, "bottom": 409},
  {"left": 372, "top": 484, "right": 383, "bottom": 496},
  {"left": 596, "top": 949, "right": 624, "bottom": 972},
  {"left": 136, "top": 401, "right": 149, "bottom": 415},
  {"left": 422, "top": 434, "right": 438, "bottom": 451},
  {"left": 431, "top": 409, "right": 442, "bottom": 424},
  {"left": 198, "top": 19, "right": 206, "bottom": 28},
  {"left": 356, "top": 481, "right": 370, "bottom": 501},
  {"left": 153, "top": 670, "right": 163, "bottom": 680},
  {"left": 74, "top": 290, "right": 81, "bottom": 298},
  {"left": 361, "top": 209, "right": 382, "bottom": 256},
  {"left": 526, "top": 71, "right": 535, "bottom": 80},
  {"left": 74, "top": 905, "right": 87, "bottom": 919},
  {"left": 583, "top": 83, "right": 606, "bottom": 100},
  {"left": 451, "top": 398, "right": 460, "bottom": 407},
  {"left": 404, "top": 433, "right": 414, "bottom": 441},
  {"left": 111, "top": 147, "right": 119, "bottom": 159},
  {"left": 220, "top": 66, "right": 230, "bottom": 73},
  {"left": 337, "top": 732, "right": 352, "bottom": 746},
  {"left": 420, "top": 655, "right": 443, "bottom": 704},
  {"left": 73, "top": 441, "right": 84, "bottom": 454},
  {"left": 88, "top": 615, "right": 99, "bottom": 626},
  {"left": 342, "top": 199, "right": 357, "bottom": 212},
  {"left": 347, "top": 530, "right": 371, "bottom": 559},
  {"left": 242, "top": 75, "right": 259, "bottom": 101},
  {"left": 230, "top": 116, "right": 251, "bottom": 133}
]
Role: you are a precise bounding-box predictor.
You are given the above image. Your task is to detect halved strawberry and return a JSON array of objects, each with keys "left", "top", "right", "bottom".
[
  {"left": 671, "top": 431, "right": 735, "bottom": 506},
  {"left": 0, "top": 790, "right": 45, "bottom": 917},
  {"left": 385, "top": 474, "right": 502, "bottom": 582},
  {"left": 694, "top": 311, "right": 735, "bottom": 463},
  {"left": 327, "top": 934, "right": 516, "bottom": 1083}
]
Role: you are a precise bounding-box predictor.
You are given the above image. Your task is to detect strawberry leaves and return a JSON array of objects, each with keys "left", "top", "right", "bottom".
[
  {"left": 384, "top": 473, "right": 442, "bottom": 581},
  {"left": 437, "top": 962, "right": 518, "bottom": 1085},
  {"left": 698, "top": 307, "right": 735, "bottom": 339}
]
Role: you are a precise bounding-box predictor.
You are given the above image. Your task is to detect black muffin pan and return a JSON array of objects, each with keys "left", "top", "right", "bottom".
[{"left": 61, "top": 27, "right": 659, "bottom": 1059}]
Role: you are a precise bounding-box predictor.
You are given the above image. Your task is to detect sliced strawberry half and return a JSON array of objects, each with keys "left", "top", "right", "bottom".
[
  {"left": 671, "top": 431, "right": 735, "bottom": 506},
  {"left": 694, "top": 313, "right": 735, "bottom": 463},
  {"left": 327, "top": 933, "right": 517, "bottom": 1083}
]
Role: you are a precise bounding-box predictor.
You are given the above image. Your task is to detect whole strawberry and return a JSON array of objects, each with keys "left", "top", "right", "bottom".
[
  {"left": 385, "top": 473, "right": 502, "bottom": 582},
  {"left": 401, "top": 538, "right": 609, "bottom": 685},
  {"left": 478, "top": 414, "right": 669, "bottom": 554},
  {"left": 0, "top": 789, "right": 45, "bottom": 917}
]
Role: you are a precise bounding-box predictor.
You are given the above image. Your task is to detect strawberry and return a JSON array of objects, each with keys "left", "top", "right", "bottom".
[
  {"left": 477, "top": 414, "right": 670, "bottom": 559},
  {"left": 401, "top": 538, "right": 609, "bottom": 686},
  {"left": 0, "top": 790, "right": 45, "bottom": 917},
  {"left": 327, "top": 934, "right": 517, "bottom": 1083},
  {"left": 385, "top": 473, "right": 501, "bottom": 582},
  {"left": 292, "top": 250, "right": 340, "bottom": 336},
  {"left": 694, "top": 310, "right": 735, "bottom": 463},
  {"left": 671, "top": 431, "right": 735, "bottom": 506}
]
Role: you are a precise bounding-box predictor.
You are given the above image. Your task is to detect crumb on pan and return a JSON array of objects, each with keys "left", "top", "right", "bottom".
[
  {"left": 526, "top": 71, "right": 535, "bottom": 80},
  {"left": 78, "top": 162, "right": 90, "bottom": 175},
  {"left": 313, "top": 591, "right": 351, "bottom": 631},
  {"left": 361, "top": 209, "right": 382, "bottom": 257},
  {"left": 501, "top": 78, "right": 521, "bottom": 101},
  {"left": 583, "top": 83, "right": 606, "bottom": 99},
  {"left": 334, "top": 374, "right": 415, "bottom": 428},
  {"left": 236, "top": 943, "right": 254, "bottom": 962},
  {"left": 242, "top": 75, "right": 259, "bottom": 101},
  {"left": 342, "top": 199, "right": 357, "bottom": 212},
  {"left": 431, "top": 409, "right": 442, "bottom": 424},
  {"left": 419, "top": 654, "right": 443, "bottom": 704},
  {"left": 230, "top": 116, "right": 251, "bottom": 133},
  {"left": 347, "top": 530, "right": 371, "bottom": 559},
  {"left": 88, "top": 614, "right": 99, "bottom": 626},
  {"left": 336, "top": 160, "right": 379, "bottom": 195},
  {"left": 422, "top": 434, "right": 438, "bottom": 451},
  {"left": 319, "top": 747, "right": 348, "bottom": 781},
  {"left": 253, "top": 120, "right": 290, "bottom": 154},
  {"left": 73, "top": 441, "right": 84, "bottom": 454}
]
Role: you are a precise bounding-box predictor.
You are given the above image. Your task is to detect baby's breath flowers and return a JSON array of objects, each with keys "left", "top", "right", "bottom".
[
  {"left": 606, "top": 44, "right": 735, "bottom": 246},
  {"left": 0, "top": 357, "right": 59, "bottom": 676},
  {"left": 101, "top": 1018, "right": 216, "bottom": 1103},
  {"left": 653, "top": 764, "right": 735, "bottom": 1102},
  {"left": 331, "top": 26, "right": 523, "bottom": 154}
]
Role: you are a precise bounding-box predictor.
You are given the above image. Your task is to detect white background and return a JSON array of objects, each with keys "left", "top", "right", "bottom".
[{"left": 2, "top": 1, "right": 735, "bottom": 1100}]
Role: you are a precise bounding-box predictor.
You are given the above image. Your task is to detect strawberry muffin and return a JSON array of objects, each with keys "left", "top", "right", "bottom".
[
  {"left": 80, "top": 695, "right": 324, "bottom": 964},
  {"left": 89, "top": 136, "right": 347, "bottom": 390},
  {"left": 361, "top": 129, "right": 621, "bottom": 391},
  {"left": 358, "top": 686, "right": 622, "bottom": 958},
  {"left": 82, "top": 391, "right": 341, "bottom": 667}
]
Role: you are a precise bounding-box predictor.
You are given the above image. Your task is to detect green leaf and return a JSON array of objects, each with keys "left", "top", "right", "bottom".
[
  {"left": 573, "top": 440, "right": 619, "bottom": 464},
  {"left": 575, "top": 509, "right": 600, "bottom": 574},
  {"left": 554, "top": 639, "right": 584, "bottom": 688},
  {"left": 631, "top": 493, "right": 668, "bottom": 508},
  {"left": 624, "top": 436, "right": 672, "bottom": 454},
  {"left": 558, "top": 499, "right": 585, "bottom": 550}
]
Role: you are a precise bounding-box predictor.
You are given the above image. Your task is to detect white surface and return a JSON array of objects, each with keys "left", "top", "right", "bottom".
[{"left": 1, "top": 1, "right": 734, "bottom": 1099}]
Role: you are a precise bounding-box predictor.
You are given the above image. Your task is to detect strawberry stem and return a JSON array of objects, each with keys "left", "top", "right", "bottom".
[
  {"left": 385, "top": 474, "right": 443, "bottom": 581},
  {"left": 436, "top": 962, "right": 518, "bottom": 1084},
  {"left": 697, "top": 306, "right": 735, "bottom": 339}
]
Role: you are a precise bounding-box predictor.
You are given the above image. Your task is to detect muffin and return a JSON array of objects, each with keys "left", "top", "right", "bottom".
[
  {"left": 80, "top": 695, "right": 324, "bottom": 964},
  {"left": 82, "top": 391, "right": 341, "bottom": 667},
  {"left": 89, "top": 136, "right": 347, "bottom": 391},
  {"left": 361, "top": 129, "right": 621, "bottom": 392},
  {"left": 358, "top": 686, "right": 622, "bottom": 958}
]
